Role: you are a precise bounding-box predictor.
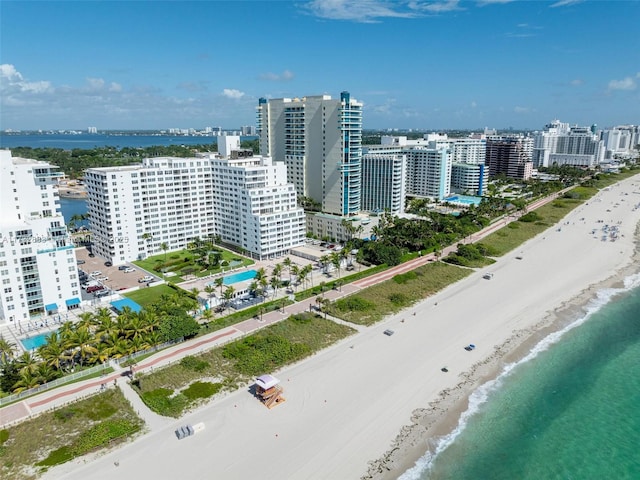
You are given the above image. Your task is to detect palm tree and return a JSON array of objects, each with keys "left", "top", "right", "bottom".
[
  {"left": 12, "top": 368, "right": 43, "bottom": 393},
  {"left": 283, "top": 257, "right": 292, "bottom": 284},
  {"left": 222, "top": 286, "right": 235, "bottom": 314},
  {"left": 214, "top": 277, "right": 224, "bottom": 297},
  {"left": 69, "top": 327, "right": 96, "bottom": 367},
  {"left": 91, "top": 342, "right": 111, "bottom": 366},
  {"left": 16, "top": 351, "right": 39, "bottom": 374},
  {"left": 272, "top": 263, "right": 283, "bottom": 286},
  {"left": 204, "top": 285, "right": 215, "bottom": 306},
  {"left": 290, "top": 265, "right": 300, "bottom": 291},
  {"left": 331, "top": 252, "right": 342, "bottom": 280},
  {"left": 0, "top": 336, "right": 17, "bottom": 365},
  {"left": 38, "top": 331, "right": 68, "bottom": 371},
  {"left": 269, "top": 275, "right": 279, "bottom": 299},
  {"left": 160, "top": 242, "right": 169, "bottom": 277},
  {"left": 76, "top": 311, "right": 95, "bottom": 332}
]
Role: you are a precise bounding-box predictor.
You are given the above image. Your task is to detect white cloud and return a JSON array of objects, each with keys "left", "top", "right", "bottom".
[
  {"left": 570, "top": 79, "right": 584, "bottom": 86},
  {"left": 259, "top": 70, "right": 295, "bottom": 81},
  {"left": 550, "top": 0, "right": 584, "bottom": 7},
  {"left": 514, "top": 106, "right": 530, "bottom": 113},
  {"left": 477, "top": 0, "right": 515, "bottom": 6},
  {"left": 607, "top": 77, "right": 637, "bottom": 92},
  {"left": 470, "top": 101, "right": 477, "bottom": 108},
  {"left": 303, "top": 0, "right": 458, "bottom": 23},
  {"left": 0, "top": 64, "right": 52, "bottom": 94},
  {"left": 86, "top": 78, "right": 105, "bottom": 90},
  {"left": 222, "top": 88, "right": 245, "bottom": 99},
  {"left": 109, "top": 82, "right": 122, "bottom": 93}
]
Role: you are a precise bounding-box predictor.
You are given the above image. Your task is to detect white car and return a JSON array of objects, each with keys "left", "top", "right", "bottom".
[
  {"left": 138, "top": 275, "right": 153, "bottom": 283},
  {"left": 123, "top": 267, "right": 136, "bottom": 273},
  {"left": 89, "top": 271, "right": 102, "bottom": 277},
  {"left": 97, "top": 276, "right": 109, "bottom": 282}
]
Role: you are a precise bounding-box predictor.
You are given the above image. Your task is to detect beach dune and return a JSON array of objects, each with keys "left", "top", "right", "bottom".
[{"left": 45, "top": 176, "right": 640, "bottom": 480}]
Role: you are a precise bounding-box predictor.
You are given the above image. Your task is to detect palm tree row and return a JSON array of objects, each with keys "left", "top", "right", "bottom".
[{"left": 1, "top": 306, "right": 165, "bottom": 394}]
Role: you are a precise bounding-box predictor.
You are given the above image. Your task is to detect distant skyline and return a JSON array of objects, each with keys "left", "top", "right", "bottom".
[{"left": 1, "top": 1, "right": 638, "bottom": 131}]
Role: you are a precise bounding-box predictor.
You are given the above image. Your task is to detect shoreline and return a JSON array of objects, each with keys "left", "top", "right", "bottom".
[{"left": 367, "top": 200, "right": 640, "bottom": 479}]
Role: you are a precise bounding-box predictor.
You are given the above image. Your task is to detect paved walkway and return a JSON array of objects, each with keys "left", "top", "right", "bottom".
[{"left": 0, "top": 190, "right": 568, "bottom": 429}]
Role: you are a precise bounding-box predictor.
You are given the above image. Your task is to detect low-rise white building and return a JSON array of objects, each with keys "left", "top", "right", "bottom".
[{"left": 0, "top": 150, "right": 81, "bottom": 325}]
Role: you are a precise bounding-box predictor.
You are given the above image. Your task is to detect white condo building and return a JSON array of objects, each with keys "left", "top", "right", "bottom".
[
  {"left": 360, "top": 152, "right": 406, "bottom": 214},
  {"left": 257, "top": 92, "right": 363, "bottom": 216},
  {"left": 533, "top": 121, "right": 604, "bottom": 168},
  {"left": 0, "top": 150, "right": 81, "bottom": 325},
  {"left": 85, "top": 136, "right": 305, "bottom": 263}
]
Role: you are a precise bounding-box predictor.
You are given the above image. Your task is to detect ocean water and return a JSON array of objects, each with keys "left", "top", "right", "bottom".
[
  {"left": 0, "top": 133, "right": 256, "bottom": 150},
  {"left": 402, "top": 273, "right": 640, "bottom": 480}
]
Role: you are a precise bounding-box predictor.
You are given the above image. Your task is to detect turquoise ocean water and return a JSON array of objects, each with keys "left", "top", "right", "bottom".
[{"left": 401, "top": 273, "right": 640, "bottom": 480}]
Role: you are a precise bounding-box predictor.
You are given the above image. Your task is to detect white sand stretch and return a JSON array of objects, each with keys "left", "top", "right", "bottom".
[{"left": 45, "top": 175, "right": 640, "bottom": 480}]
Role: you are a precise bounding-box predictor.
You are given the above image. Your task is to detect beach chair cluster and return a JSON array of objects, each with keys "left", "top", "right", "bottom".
[{"left": 255, "top": 374, "right": 286, "bottom": 409}]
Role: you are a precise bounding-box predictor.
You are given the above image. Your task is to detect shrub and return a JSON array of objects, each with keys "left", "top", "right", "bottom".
[
  {"left": 388, "top": 293, "right": 408, "bottom": 306},
  {"left": 519, "top": 211, "right": 540, "bottom": 223},
  {"left": 36, "top": 446, "right": 74, "bottom": 467},
  {"left": 222, "top": 334, "right": 311, "bottom": 376},
  {"left": 53, "top": 407, "right": 77, "bottom": 422},
  {"left": 182, "top": 381, "right": 222, "bottom": 400},
  {"left": 140, "top": 388, "right": 188, "bottom": 417},
  {"left": 334, "top": 296, "right": 376, "bottom": 312},
  {"left": 393, "top": 271, "right": 418, "bottom": 284},
  {"left": 180, "top": 356, "right": 210, "bottom": 372},
  {"left": 0, "top": 429, "right": 9, "bottom": 444}
]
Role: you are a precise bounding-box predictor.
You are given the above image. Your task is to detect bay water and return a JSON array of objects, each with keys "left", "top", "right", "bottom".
[{"left": 401, "top": 274, "right": 640, "bottom": 479}]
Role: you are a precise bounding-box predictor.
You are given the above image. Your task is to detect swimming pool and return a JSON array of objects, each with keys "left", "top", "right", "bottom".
[
  {"left": 21, "top": 330, "right": 57, "bottom": 351},
  {"left": 444, "top": 195, "right": 482, "bottom": 206},
  {"left": 221, "top": 269, "right": 258, "bottom": 285}
]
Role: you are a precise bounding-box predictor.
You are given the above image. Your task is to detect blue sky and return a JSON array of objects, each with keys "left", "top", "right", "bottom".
[{"left": 1, "top": 0, "right": 638, "bottom": 131}]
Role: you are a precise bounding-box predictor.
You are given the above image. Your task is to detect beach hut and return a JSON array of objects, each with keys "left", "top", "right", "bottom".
[{"left": 255, "top": 374, "right": 285, "bottom": 409}]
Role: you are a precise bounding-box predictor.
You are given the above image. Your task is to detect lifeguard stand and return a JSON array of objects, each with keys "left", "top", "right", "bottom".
[{"left": 255, "top": 374, "right": 286, "bottom": 409}]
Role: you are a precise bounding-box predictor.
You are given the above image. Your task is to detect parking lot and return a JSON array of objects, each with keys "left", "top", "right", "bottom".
[{"left": 75, "top": 248, "right": 158, "bottom": 297}]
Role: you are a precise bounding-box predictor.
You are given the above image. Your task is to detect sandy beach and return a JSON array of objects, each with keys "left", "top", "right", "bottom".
[{"left": 43, "top": 175, "right": 640, "bottom": 480}]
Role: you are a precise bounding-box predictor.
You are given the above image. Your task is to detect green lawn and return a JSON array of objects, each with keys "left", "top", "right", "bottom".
[
  {"left": 123, "top": 284, "right": 178, "bottom": 307},
  {"left": 0, "top": 389, "right": 143, "bottom": 479},
  {"left": 133, "top": 247, "right": 254, "bottom": 283}
]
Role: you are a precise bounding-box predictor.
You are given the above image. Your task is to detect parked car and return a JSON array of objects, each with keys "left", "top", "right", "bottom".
[
  {"left": 104, "top": 261, "right": 113, "bottom": 267},
  {"left": 88, "top": 252, "right": 95, "bottom": 258},
  {"left": 86, "top": 285, "right": 105, "bottom": 293},
  {"left": 82, "top": 281, "right": 99, "bottom": 289},
  {"left": 118, "top": 265, "right": 128, "bottom": 271},
  {"left": 124, "top": 267, "right": 135, "bottom": 273},
  {"left": 138, "top": 275, "right": 153, "bottom": 283},
  {"left": 483, "top": 273, "right": 494, "bottom": 280},
  {"left": 94, "top": 289, "right": 111, "bottom": 298},
  {"left": 90, "top": 271, "right": 101, "bottom": 277},
  {"left": 97, "top": 276, "right": 109, "bottom": 282},
  {"left": 77, "top": 259, "right": 85, "bottom": 265}
]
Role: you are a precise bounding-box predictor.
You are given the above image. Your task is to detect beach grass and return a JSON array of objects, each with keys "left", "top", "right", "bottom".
[
  {"left": 331, "top": 262, "right": 471, "bottom": 325},
  {"left": 0, "top": 389, "right": 142, "bottom": 480},
  {"left": 133, "top": 314, "right": 355, "bottom": 417}
]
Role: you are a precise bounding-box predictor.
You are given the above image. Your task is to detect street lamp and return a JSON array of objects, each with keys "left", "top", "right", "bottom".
[{"left": 281, "top": 298, "right": 286, "bottom": 313}]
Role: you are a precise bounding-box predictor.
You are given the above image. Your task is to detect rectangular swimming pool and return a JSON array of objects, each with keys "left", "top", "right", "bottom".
[
  {"left": 21, "top": 330, "right": 57, "bottom": 351},
  {"left": 220, "top": 269, "right": 258, "bottom": 285},
  {"left": 444, "top": 195, "right": 482, "bottom": 206}
]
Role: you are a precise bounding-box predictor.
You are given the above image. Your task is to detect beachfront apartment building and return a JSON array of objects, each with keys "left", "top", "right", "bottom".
[
  {"left": 360, "top": 152, "right": 406, "bottom": 214},
  {"left": 0, "top": 150, "right": 81, "bottom": 325},
  {"left": 209, "top": 137, "right": 306, "bottom": 260},
  {"left": 85, "top": 136, "right": 305, "bottom": 264},
  {"left": 486, "top": 135, "right": 534, "bottom": 180},
  {"left": 257, "top": 92, "right": 363, "bottom": 216},
  {"left": 406, "top": 146, "right": 452, "bottom": 200},
  {"left": 533, "top": 121, "right": 605, "bottom": 168},
  {"left": 451, "top": 163, "right": 488, "bottom": 196}
]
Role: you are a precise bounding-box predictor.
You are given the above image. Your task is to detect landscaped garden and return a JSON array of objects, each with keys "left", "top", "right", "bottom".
[
  {"left": 133, "top": 241, "right": 254, "bottom": 284},
  {"left": 0, "top": 389, "right": 143, "bottom": 480},
  {"left": 132, "top": 313, "right": 356, "bottom": 417}
]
